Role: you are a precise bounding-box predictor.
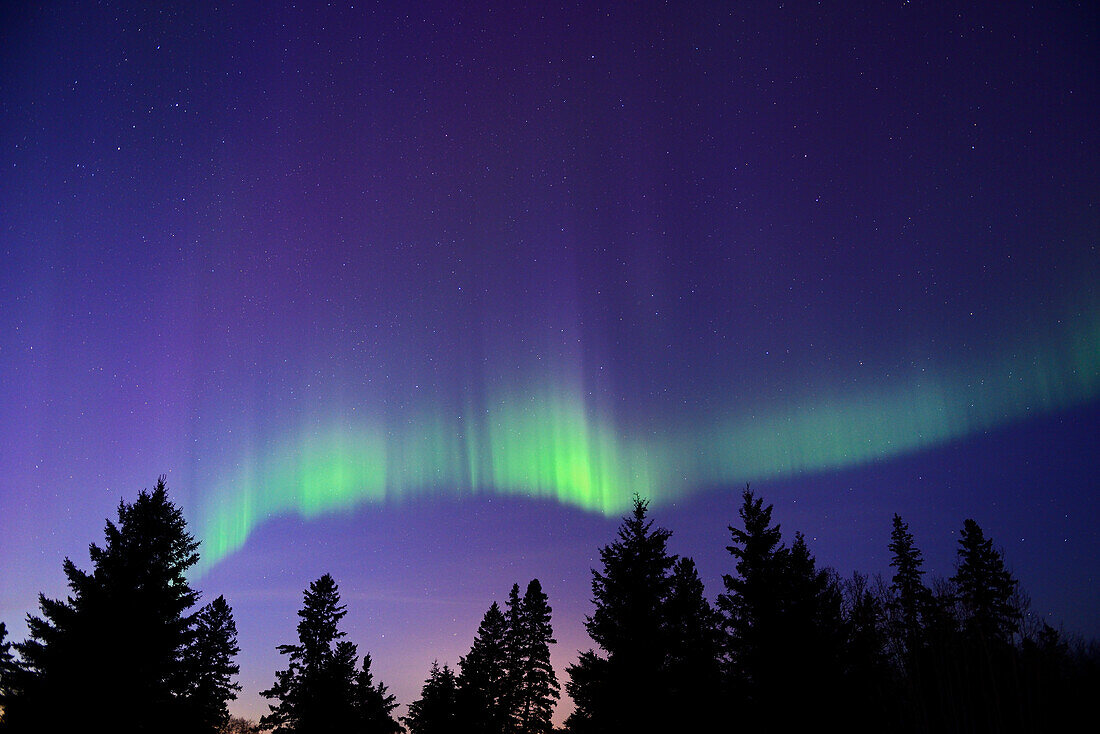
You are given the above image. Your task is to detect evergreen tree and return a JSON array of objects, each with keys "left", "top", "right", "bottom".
[
  {"left": 951, "top": 519, "right": 1020, "bottom": 646},
  {"left": 262, "top": 573, "right": 399, "bottom": 734},
  {"left": 261, "top": 573, "right": 354, "bottom": 731},
  {"left": 907, "top": 520, "right": 1022, "bottom": 733},
  {"left": 888, "top": 514, "right": 929, "bottom": 658},
  {"left": 514, "top": 580, "right": 559, "bottom": 734},
  {"left": 783, "top": 532, "right": 848, "bottom": 718},
  {"left": 186, "top": 595, "right": 242, "bottom": 733},
  {"left": 565, "top": 495, "right": 677, "bottom": 732},
  {"left": 354, "top": 654, "right": 402, "bottom": 734},
  {"left": 663, "top": 558, "right": 723, "bottom": 729},
  {"left": 562, "top": 651, "right": 607, "bottom": 734},
  {"left": 502, "top": 583, "right": 525, "bottom": 732},
  {"left": 457, "top": 601, "right": 510, "bottom": 734},
  {"left": 717, "top": 488, "right": 847, "bottom": 728},
  {"left": 0, "top": 622, "right": 14, "bottom": 716},
  {"left": 716, "top": 486, "right": 787, "bottom": 697},
  {"left": 2, "top": 477, "right": 209, "bottom": 733},
  {"left": 404, "top": 662, "right": 457, "bottom": 734}
]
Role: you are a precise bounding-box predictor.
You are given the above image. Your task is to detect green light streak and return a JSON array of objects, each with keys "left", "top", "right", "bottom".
[{"left": 195, "top": 304, "right": 1100, "bottom": 573}]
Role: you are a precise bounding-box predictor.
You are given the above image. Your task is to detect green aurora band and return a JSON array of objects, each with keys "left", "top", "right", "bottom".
[{"left": 196, "top": 304, "right": 1100, "bottom": 571}]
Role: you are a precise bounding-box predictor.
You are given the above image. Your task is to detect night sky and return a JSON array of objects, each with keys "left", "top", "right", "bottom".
[{"left": 1, "top": 0, "right": 1097, "bottom": 724}]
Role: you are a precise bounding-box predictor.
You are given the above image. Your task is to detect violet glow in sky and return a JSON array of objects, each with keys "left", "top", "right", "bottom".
[{"left": 1, "top": 1, "right": 1097, "bottom": 724}]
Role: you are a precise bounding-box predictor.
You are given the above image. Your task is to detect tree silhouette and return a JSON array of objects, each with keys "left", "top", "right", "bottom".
[
  {"left": 457, "top": 601, "right": 510, "bottom": 734},
  {"left": 716, "top": 486, "right": 786, "bottom": 699},
  {"left": 565, "top": 495, "right": 678, "bottom": 732},
  {"left": 888, "top": 514, "right": 930, "bottom": 661},
  {"left": 404, "top": 662, "right": 457, "bottom": 734},
  {"left": 908, "top": 519, "right": 1022, "bottom": 734},
  {"left": 6, "top": 473, "right": 1099, "bottom": 734},
  {"left": 218, "top": 717, "right": 262, "bottom": 734},
  {"left": 261, "top": 573, "right": 400, "bottom": 734},
  {"left": 0, "top": 622, "right": 14, "bottom": 713},
  {"left": 717, "top": 487, "right": 847, "bottom": 729},
  {"left": 663, "top": 557, "right": 723, "bottom": 729},
  {"left": 502, "top": 583, "right": 525, "bottom": 732},
  {"left": 1, "top": 477, "right": 228, "bottom": 733},
  {"left": 261, "top": 573, "right": 354, "bottom": 731},
  {"left": 514, "top": 580, "right": 559, "bottom": 734},
  {"left": 841, "top": 571, "right": 896, "bottom": 730},
  {"left": 952, "top": 519, "right": 1020, "bottom": 646},
  {"left": 185, "top": 595, "right": 242, "bottom": 732},
  {"left": 354, "top": 654, "right": 402, "bottom": 734},
  {"left": 783, "top": 531, "right": 848, "bottom": 722}
]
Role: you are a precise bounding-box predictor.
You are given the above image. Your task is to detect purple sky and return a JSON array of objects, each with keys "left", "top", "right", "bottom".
[{"left": 1, "top": 1, "right": 1097, "bottom": 724}]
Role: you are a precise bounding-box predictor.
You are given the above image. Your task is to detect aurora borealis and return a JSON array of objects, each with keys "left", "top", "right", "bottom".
[
  {"left": 2, "top": 0, "right": 1098, "bottom": 724},
  {"left": 198, "top": 300, "right": 1100, "bottom": 569}
]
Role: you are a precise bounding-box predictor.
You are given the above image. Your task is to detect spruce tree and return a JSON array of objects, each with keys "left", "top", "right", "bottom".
[
  {"left": 515, "top": 580, "right": 559, "bottom": 734},
  {"left": 0, "top": 622, "right": 13, "bottom": 711},
  {"left": 262, "top": 573, "right": 399, "bottom": 734},
  {"left": 565, "top": 495, "right": 677, "bottom": 732},
  {"left": 404, "top": 662, "right": 458, "bottom": 734},
  {"left": 664, "top": 558, "right": 723, "bottom": 729},
  {"left": 354, "top": 654, "right": 402, "bottom": 734},
  {"left": 951, "top": 519, "right": 1020, "bottom": 645},
  {"left": 3, "top": 477, "right": 209, "bottom": 733},
  {"left": 185, "top": 595, "right": 242, "bottom": 733},
  {"left": 261, "top": 573, "right": 352, "bottom": 731},
  {"left": 783, "top": 532, "right": 847, "bottom": 719},
  {"left": 457, "top": 601, "right": 510, "bottom": 734},
  {"left": 587, "top": 496, "right": 676, "bottom": 659},
  {"left": 888, "top": 514, "right": 929, "bottom": 658},
  {"left": 718, "top": 488, "right": 847, "bottom": 728},
  {"left": 502, "top": 583, "right": 525, "bottom": 731},
  {"left": 716, "top": 486, "right": 787, "bottom": 697},
  {"left": 562, "top": 651, "right": 607, "bottom": 734}
]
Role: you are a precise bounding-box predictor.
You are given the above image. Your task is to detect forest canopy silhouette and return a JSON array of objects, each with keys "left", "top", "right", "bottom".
[{"left": 0, "top": 479, "right": 1096, "bottom": 734}]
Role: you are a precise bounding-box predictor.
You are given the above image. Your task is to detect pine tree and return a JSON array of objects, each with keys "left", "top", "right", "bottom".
[
  {"left": 952, "top": 519, "right": 1020, "bottom": 646},
  {"left": 457, "top": 601, "right": 510, "bottom": 734},
  {"left": 262, "top": 573, "right": 399, "bottom": 734},
  {"left": 515, "top": 580, "right": 559, "bottom": 734},
  {"left": 565, "top": 495, "right": 677, "bottom": 732},
  {"left": 404, "top": 662, "right": 457, "bottom": 734},
  {"left": 186, "top": 595, "right": 242, "bottom": 733},
  {"left": 3, "top": 477, "right": 209, "bottom": 733}
]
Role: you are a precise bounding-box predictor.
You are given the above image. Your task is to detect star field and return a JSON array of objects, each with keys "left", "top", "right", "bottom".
[{"left": 1, "top": 1, "right": 1097, "bottom": 724}]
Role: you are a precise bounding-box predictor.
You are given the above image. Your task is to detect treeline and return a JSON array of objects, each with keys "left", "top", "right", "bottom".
[
  {"left": 0, "top": 480, "right": 1097, "bottom": 734},
  {"left": 402, "top": 578, "right": 559, "bottom": 734},
  {"left": 563, "top": 490, "right": 1100, "bottom": 733}
]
